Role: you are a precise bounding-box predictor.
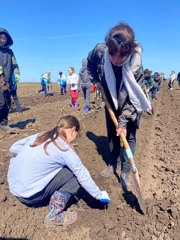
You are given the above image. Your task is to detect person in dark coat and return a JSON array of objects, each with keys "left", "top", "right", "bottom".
[{"left": 0, "top": 28, "right": 20, "bottom": 131}]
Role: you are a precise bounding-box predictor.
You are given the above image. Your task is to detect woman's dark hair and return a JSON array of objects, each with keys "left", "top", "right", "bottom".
[
  {"left": 31, "top": 115, "right": 80, "bottom": 155},
  {"left": 105, "top": 22, "right": 138, "bottom": 56}
]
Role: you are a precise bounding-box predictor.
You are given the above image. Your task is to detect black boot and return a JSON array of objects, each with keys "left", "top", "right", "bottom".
[{"left": 13, "top": 96, "right": 22, "bottom": 112}]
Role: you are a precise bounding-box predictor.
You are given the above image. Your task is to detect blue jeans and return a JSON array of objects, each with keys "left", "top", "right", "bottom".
[
  {"left": 38, "top": 84, "right": 47, "bottom": 96},
  {"left": 60, "top": 84, "right": 67, "bottom": 95}
]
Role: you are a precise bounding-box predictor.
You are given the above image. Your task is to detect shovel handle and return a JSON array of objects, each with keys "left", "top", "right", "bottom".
[
  {"left": 101, "top": 89, "right": 146, "bottom": 214},
  {"left": 101, "top": 89, "right": 139, "bottom": 177}
]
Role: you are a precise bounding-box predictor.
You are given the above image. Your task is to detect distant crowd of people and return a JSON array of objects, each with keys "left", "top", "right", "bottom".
[
  {"left": 144, "top": 69, "right": 179, "bottom": 104},
  {"left": 36, "top": 67, "right": 179, "bottom": 119},
  {"left": 37, "top": 62, "right": 97, "bottom": 115}
]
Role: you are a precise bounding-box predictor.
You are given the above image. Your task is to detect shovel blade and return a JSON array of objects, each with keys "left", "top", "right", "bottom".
[{"left": 132, "top": 173, "right": 146, "bottom": 214}]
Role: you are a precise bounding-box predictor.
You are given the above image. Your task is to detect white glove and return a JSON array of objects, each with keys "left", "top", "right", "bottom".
[{"left": 99, "top": 191, "right": 110, "bottom": 204}]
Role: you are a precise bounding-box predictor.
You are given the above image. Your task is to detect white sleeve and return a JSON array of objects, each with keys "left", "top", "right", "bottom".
[
  {"left": 9, "top": 137, "right": 30, "bottom": 155},
  {"left": 64, "top": 151, "right": 102, "bottom": 199}
]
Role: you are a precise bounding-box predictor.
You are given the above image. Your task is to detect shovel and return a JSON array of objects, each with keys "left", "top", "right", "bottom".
[{"left": 101, "top": 90, "right": 146, "bottom": 214}]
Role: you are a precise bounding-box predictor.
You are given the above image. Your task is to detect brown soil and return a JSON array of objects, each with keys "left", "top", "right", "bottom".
[{"left": 0, "top": 81, "right": 179, "bottom": 240}]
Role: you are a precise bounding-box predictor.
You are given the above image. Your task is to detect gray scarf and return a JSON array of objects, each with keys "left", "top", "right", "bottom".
[{"left": 104, "top": 48, "right": 151, "bottom": 113}]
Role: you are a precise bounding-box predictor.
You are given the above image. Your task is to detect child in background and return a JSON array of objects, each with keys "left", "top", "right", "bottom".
[
  {"left": 168, "top": 70, "right": 176, "bottom": 90},
  {"left": 57, "top": 71, "right": 67, "bottom": 95},
  {"left": 38, "top": 70, "right": 51, "bottom": 96},
  {"left": 67, "top": 67, "right": 79, "bottom": 108},
  {"left": 151, "top": 72, "right": 162, "bottom": 100},
  {"left": 7, "top": 115, "right": 110, "bottom": 227},
  {"left": 79, "top": 59, "right": 92, "bottom": 114}
]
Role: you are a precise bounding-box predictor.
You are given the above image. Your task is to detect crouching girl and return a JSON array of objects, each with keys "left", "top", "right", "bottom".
[{"left": 7, "top": 115, "right": 110, "bottom": 227}]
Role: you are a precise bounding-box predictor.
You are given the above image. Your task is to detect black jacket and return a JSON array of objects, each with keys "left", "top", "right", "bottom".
[{"left": 0, "top": 28, "right": 20, "bottom": 87}]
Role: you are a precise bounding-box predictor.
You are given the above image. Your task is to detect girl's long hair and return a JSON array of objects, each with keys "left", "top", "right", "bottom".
[{"left": 30, "top": 115, "right": 80, "bottom": 155}]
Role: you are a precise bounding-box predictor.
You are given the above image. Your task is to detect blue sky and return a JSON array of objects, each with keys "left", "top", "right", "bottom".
[{"left": 1, "top": 0, "right": 180, "bottom": 82}]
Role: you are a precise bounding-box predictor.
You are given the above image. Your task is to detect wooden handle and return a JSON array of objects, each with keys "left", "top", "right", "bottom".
[{"left": 101, "top": 89, "right": 146, "bottom": 214}]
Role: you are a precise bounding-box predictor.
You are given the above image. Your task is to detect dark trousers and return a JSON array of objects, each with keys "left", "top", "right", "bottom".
[
  {"left": 105, "top": 108, "right": 137, "bottom": 174},
  {"left": 168, "top": 79, "right": 175, "bottom": 89},
  {"left": 60, "top": 84, "right": 67, "bottom": 95},
  {"left": 17, "top": 167, "right": 80, "bottom": 205},
  {"left": 0, "top": 90, "right": 11, "bottom": 125},
  {"left": 38, "top": 84, "right": 47, "bottom": 96}
]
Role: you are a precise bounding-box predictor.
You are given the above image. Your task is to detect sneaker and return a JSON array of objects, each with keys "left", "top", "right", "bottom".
[
  {"left": 44, "top": 211, "right": 77, "bottom": 227},
  {"left": 84, "top": 106, "right": 89, "bottom": 115},
  {"left": 101, "top": 165, "right": 114, "bottom": 178},
  {"left": 69, "top": 102, "right": 74, "bottom": 107},
  {"left": 120, "top": 172, "right": 132, "bottom": 187},
  {"left": 74, "top": 103, "right": 78, "bottom": 108}
]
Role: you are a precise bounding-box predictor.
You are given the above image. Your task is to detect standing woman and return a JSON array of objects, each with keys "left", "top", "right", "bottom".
[
  {"left": 67, "top": 67, "right": 79, "bottom": 108},
  {"left": 87, "top": 22, "right": 151, "bottom": 186}
]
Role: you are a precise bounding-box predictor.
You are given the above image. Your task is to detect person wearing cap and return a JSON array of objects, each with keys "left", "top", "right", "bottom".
[{"left": 0, "top": 28, "right": 20, "bottom": 132}]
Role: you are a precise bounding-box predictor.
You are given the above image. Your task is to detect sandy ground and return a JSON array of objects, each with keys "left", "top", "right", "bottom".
[{"left": 0, "top": 81, "right": 179, "bottom": 240}]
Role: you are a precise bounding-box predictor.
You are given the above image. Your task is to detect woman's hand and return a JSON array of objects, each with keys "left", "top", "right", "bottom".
[{"left": 116, "top": 128, "right": 127, "bottom": 138}]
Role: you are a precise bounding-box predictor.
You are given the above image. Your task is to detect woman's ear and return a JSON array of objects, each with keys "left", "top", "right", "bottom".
[{"left": 72, "top": 126, "right": 76, "bottom": 132}]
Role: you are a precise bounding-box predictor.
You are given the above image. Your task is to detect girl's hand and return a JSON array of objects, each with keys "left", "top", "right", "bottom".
[{"left": 116, "top": 128, "right": 127, "bottom": 137}]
